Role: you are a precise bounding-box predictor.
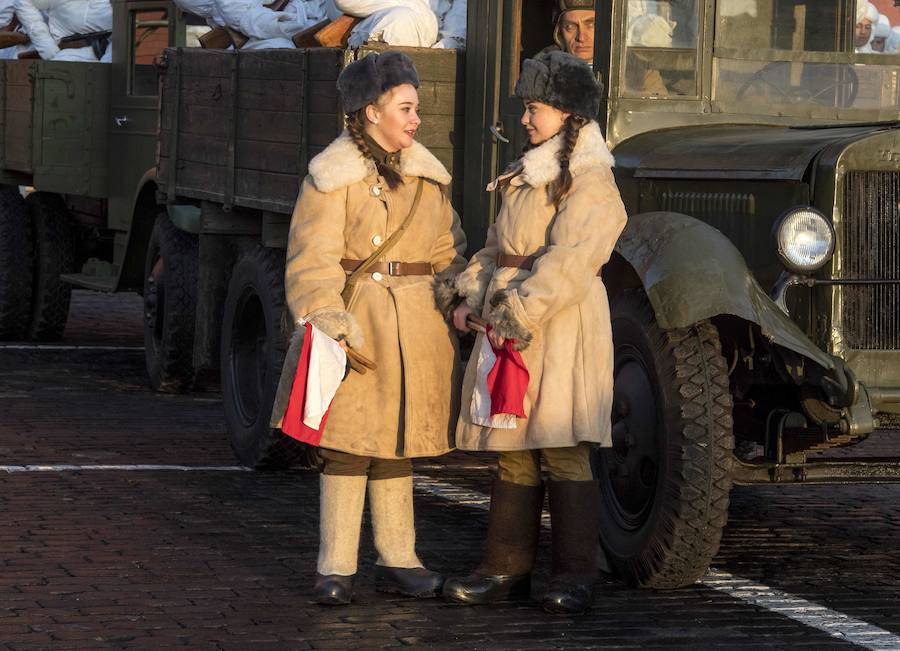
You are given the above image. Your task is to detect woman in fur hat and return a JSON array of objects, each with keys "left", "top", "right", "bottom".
[
  {"left": 439, "top": 51, "right": 627, "bottom": 615},
  {"left": 274, "top": 50, "right": 466, "bottom": 606}
]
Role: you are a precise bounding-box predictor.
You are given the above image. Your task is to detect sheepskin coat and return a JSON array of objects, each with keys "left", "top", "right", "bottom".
[
  {"left": 271, "top": 130, "right": 466, "bottom": 459},
  {"left": 455, "top": 121, "right": 627, "bottom": 451}
]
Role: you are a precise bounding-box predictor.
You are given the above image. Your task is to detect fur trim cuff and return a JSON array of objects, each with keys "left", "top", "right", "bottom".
[
  {"left": 432, "top": 270, "right": 464, "bottom": 322},
  {"left": 488, "top": 290, "right": 533, "bottom": 351},
  {"left": 305, "top": 309, "right": 364, "bottom": 351}
]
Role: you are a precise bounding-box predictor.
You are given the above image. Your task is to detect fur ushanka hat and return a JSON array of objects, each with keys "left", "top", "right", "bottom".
[
  {"left": 514, "top": 51, "right": 603, "bottom": 120},
  {"left": 336, "top": 51, "right": 420, "bottom": 114}
]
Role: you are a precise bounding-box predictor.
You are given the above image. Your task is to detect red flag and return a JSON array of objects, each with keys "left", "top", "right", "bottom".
[
  {"left": 282, "top": 323, "right": 332, "bottom": 445},
  {"left": 485, "top": 327, "right": 530, "bottom": 419}
]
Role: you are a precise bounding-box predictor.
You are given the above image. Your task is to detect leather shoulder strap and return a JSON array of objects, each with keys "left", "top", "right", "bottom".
[{"left": 341, "top": 179, "right": 425, "bottom": 304}]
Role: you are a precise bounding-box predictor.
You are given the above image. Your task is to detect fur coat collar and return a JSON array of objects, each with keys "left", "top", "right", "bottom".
[
  {"left": 308, "top": 130, "right": 452, "bottom": 193},
  {"left": 487, "top": 121, "right": 615, "bottom": 191}
]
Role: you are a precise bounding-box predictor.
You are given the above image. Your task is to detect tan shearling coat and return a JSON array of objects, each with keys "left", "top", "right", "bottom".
[
  {"left": 455, "top": 121, "right": 627, "bottom": 451},
  {"left": 272, "top": 130, "right": 467, "bottom": 459}
]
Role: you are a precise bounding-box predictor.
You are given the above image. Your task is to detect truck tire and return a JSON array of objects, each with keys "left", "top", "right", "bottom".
[
  {"left": 220, "top": 245, "right": 306, "bottom": 469},
  {"left": 25, "top": 192, "right": 74, "bottom": 341},
  {"left": 0, "top": 189, "right": 33, "bottom": 339},
  {"left": 595, "top": 289, "right": 734, "bottom": 589},
  {"left": 143, "top": 213, "right": 198, "bottom": 393}
]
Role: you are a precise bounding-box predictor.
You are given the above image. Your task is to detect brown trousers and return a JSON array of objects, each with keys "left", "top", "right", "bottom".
[
  {"left": 320, "top": 448, "right": 412, "bottom": 480},
  {"left": 497, "top": 443, "right": 594, "bottom": 486}
]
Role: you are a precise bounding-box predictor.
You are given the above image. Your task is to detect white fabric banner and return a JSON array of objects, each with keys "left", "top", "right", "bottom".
[{"left": 302, "top": 324, "right": 347, "bottom": 430}]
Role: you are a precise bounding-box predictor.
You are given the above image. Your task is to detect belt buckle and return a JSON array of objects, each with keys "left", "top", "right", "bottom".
[{"left": 388, "top": 261, "right": 400, "bottom": 276}]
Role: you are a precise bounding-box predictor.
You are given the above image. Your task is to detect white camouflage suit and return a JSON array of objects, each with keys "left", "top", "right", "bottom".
[
  {"left": 14, "top": 0, "right": 112, "bottom": 61},
  {"left": 173, "top": 0, "right": 327, "bottom": 49},
  {"left": 325, "top": 0, "right": 435, "bottom": 48},
  {"left": 0, "top": 0, "right": 21, "bottom": 59},
  {"left": 429, "top": 0, "right": 464, "bottom": 48},
  {"left": 214, "top": 0, "right": 327, "bottom": 49}
]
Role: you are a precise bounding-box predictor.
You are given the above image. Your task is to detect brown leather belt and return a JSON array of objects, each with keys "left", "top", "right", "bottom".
[
  {"left": 497, "top": 253, "right": 602, "bottom": 276},
  {"left": 341, "top": 258, "right": 434, "bottom": 276},
  {"left": 497, "top": 254, "right": 536, "bottom": 270}
]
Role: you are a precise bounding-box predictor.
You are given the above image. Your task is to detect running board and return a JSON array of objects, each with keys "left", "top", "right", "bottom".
[
  {"left": 60, "top": 272, "right": 117, "bottom": 292},
  {"left": 732, "top": 456, "right": 900, "bottom": 484}
]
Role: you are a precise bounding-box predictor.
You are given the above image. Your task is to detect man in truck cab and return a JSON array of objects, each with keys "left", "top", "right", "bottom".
[
  {"left": 14, "top": 0, "right": 112, "bottom": 60},
  {"left": 553, "top": 0, "right": 595, "bottom": 63}
]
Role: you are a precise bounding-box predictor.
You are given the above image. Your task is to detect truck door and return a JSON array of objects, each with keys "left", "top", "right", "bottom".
[
  {"left": 462, "top": 0, "right": 596, "bottom": 249},
  {"left": 106, "top": 0, "right": 178, "bottom": 265}
]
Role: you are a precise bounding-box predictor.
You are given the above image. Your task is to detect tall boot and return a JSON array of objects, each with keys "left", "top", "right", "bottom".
[
  {"left": 542, "top": 479, "right": 601, "bottom": 615},
  {"left": 313, "top": 474, "right": 367, "bottom": 605},
  {"left": 368, "top": 475, "right": 443, "bottom": 597},
  {"left": 442, "top": 478, "right": 544, "bottom": 604}
]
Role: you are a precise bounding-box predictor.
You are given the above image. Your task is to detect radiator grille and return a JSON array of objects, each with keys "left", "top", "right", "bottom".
[
  {"left": 840, "top": 171, "right": 900, "bottom": 350},
  {"left": 660, "top": 191, "right": 756, "bottom": 218}
]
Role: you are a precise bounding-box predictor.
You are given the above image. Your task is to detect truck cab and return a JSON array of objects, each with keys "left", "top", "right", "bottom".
[{"left": 460, "top": 0, "right": 898, "bottom": 590}]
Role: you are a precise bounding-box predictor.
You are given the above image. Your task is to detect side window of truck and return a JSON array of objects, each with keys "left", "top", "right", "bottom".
[
  {"left": 623, "top": 0, "right": 700, "bottom": 98},
  {"left": 130, "top": 9, "right": 170, "bottom": 96}
]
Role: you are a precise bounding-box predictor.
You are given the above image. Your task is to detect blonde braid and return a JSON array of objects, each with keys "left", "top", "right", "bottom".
[{"left": 345, "top": 110, "right": 403, "bottom": 190}]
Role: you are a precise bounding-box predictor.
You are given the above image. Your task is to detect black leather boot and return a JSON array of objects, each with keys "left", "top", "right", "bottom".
[
  {"left": 374, "top": 566, "right": 444, "bottom": 597},
  {"left": 542, "top": 479, "right": 601, "bottom": 615},
  {"left": 313, "top": 573, "right": 354, "bottom": 605},
  {"left": 443, "top": 478, "right": 544, "bottom": 605}
]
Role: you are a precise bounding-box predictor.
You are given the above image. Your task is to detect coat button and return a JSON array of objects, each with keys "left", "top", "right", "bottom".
[
  {"left": 372, "top": 234, "right": 383, "bottom": 246},
  {"left": 371, "top": 272, "right": 383, "bottom": 281},
  {"left": 370, "top": 184, "right": 382, "bottom": 197}
]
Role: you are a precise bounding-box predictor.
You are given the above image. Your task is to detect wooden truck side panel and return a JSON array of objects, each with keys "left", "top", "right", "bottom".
[
  {"left": 157, "top": 46, "right": 465, "bottom": 216},
  {"left": 0, "top": 61, "right": 109, "bottom": 196}
]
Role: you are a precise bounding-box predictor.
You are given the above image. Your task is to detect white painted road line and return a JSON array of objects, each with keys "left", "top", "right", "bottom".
[
  {"left": 0, "top": 345, "right": 144, "bottom": 351},
  {"left": 1, "top": 464, "right": 249, "bottom": 473},
  {"left": 703, "top": 570, "right": 900, "bottom": 649},
  {"left": 414, "top": 475, "right": 900, "bottom": 651}
]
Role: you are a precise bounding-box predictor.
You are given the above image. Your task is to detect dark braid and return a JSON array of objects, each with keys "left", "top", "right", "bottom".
[
  {"left": 547, "top": 115, "right": 587, "bottom": 207},
  {"left": 345, "top": 109, "right": 404, "bottom": 190}
]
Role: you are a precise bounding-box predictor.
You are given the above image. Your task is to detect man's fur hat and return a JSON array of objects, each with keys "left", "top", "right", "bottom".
[
  {"left": 514, "top": 51, "right": 603, "bottom": 120},
  {"left": 336, "top": 51, "right": 420, "bottom": 114}
]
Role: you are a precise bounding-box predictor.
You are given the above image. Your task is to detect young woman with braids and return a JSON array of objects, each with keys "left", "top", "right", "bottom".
[
  {"left": 274, "top": 51, "right": 466, "bottom": 605},
  {"left": 438, "top": 51, "right": 627, "bottom": 615}
]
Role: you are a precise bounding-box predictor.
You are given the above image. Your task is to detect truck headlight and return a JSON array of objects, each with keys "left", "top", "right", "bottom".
[{"left": 774, "top": 207, "right": 835, "bottom": 274}]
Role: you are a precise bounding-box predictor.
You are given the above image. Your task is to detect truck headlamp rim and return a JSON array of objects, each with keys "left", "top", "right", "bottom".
[{"left": 774, "top": 207, "right": 835, "bottom": 274}]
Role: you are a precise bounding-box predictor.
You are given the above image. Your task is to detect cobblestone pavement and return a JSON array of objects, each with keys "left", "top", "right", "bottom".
[{"left": 1, "top": 291, "right": 899, "bottom": 650}]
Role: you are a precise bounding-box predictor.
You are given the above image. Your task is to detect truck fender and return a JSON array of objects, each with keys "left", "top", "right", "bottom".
[
  {"left": 116, "top": 168, "right": 162, "bottom": 292},
  {"left": 610, "top": 211, "right": 838, "bottom": 374}
]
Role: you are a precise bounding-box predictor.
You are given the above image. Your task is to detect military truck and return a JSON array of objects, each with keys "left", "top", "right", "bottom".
[{"left": 1, "top": 0, "right": 898, "bottom": 590}]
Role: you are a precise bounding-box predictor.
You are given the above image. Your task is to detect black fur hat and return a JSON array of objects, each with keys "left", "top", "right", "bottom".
[
  {"left": 514, "top": 51, "right": 603, "bottom": 120},
  {"left": 336, "top": 51, "right": 420, "bottom": 114}
]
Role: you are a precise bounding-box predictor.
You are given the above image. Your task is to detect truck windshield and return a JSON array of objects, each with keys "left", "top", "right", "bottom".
[
  {"left": 623, "top": 0, "right": 701, "bottom": 98},
  {"left": 713, "top": 0, "right": 900, "bottom": 118}
]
